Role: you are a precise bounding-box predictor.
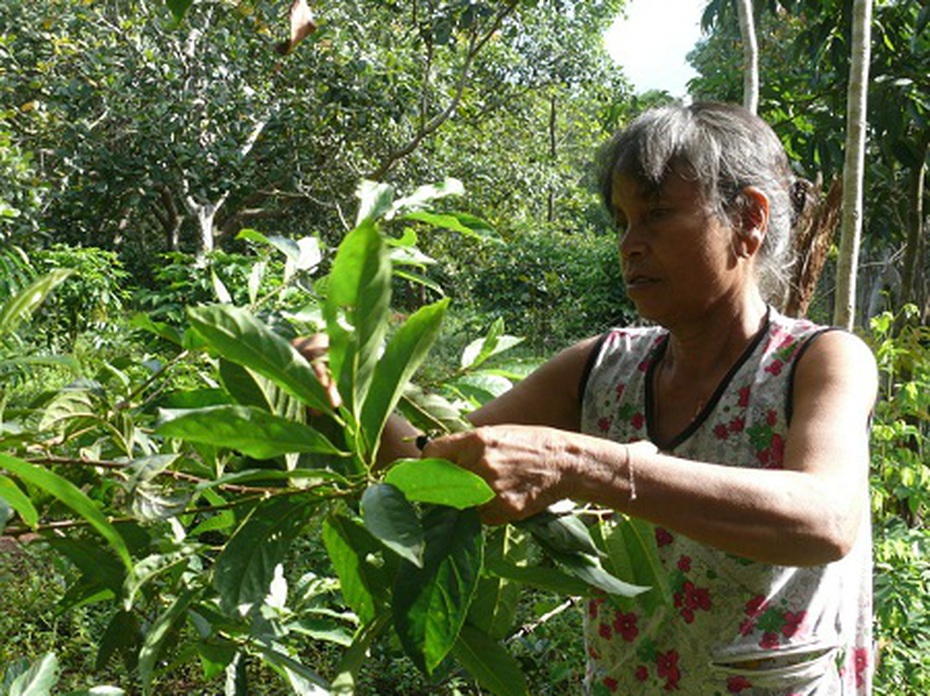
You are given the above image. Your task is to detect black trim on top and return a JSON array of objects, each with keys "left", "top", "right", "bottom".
[
  {"left": 646, "top": 306, "right": 773, "bottom": 452},
  {"left": 784, "top": 327, "right": 843, "bottom": 427}
]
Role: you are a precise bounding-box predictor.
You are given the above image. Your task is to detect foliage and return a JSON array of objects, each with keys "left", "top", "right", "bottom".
[
  {"left": 0, "top": 181, "right": 657, "bottom": 695},
  {"left": 867, "top": 305, "right": 930, "bottom": 692}
]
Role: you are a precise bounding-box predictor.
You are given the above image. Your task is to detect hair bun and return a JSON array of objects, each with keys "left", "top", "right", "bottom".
[{"left": 790, "top": 179, "right": 813, "bottom": 225}]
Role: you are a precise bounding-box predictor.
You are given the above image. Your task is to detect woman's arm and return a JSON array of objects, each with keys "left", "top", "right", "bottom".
[{"left": 424, "top": 330, "right": 877, "bottom": 567}]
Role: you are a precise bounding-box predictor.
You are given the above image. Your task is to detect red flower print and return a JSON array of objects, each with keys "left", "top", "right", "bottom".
[
  {"left": 738, "top": 617, "right": 755, "bottom": 636},
  {"left": 598, "top": 416, "right": 612, "bottom": 433},
  {"left": 713, "top": 423, "right": 729, "bottom": 440},
  {"left": 738, "top": 386, "right": 751, "bottom": 407},
  {"left": 745, "top": 595, "right": 768, "bottom": 617},
  {"left": 631, "top": 412, "right": 645, "bottom": 429},
  {"left": 602, "top": 676, "right": 618, "bottom": 692},
  {"left": 598, "top": 622, "right": 612, "bottom": 639},
  {"left": 587, "top": 645, "right": 600, "bottom": 660},
  {"left": 782, "top": 610, "right": 806, "bottom": 638},
  {"left": 656, "top": 527, "right": 673, "bottom": 547},
  {"left": 677, "top": 555, "right": 691, "bottom": 572},
  {"left": 727, "top": 675, "right": 753, "bottom": 693},
  {"left": 770, "top": 433, "right": 785, "bottom": 464},
  {"left": 615, "top": 383, "right": 626, "bottom": 398},
  {"left": 612, "top": 611, "right": 639, "bottom": 642},
  {"left": 588, "top": 598, "right": 603, "bottom": 618},
  {"left": 635, "top": 665, "right": 649, "bottom": 682},
  {"left": 765, "top": 409, "right": 778, "bottom": 426},
  {"left": 855, "top": 647, "right": 870, "bottom": 687},
  {"left": 765, "top": 359, "right": 784, "bottom": 375},
  {"left": 760, "top": 631, "right": 780, "bottom": 649},
  {"left": 656, "top": 650, "right": 680, "bottom": 690},
  {"left": 674, "top": 581, "right": 711, "bottom": 623},
  {"left": 728, "top": 416, "right": 745, "bottom": 433}
]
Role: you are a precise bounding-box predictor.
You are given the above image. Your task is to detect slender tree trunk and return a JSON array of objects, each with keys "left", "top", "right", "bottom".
[
  {"left": 900, "top": 140, "right": 927, "bottom": 310},
  {"left": 834, "top": 0, "right": 872, "bottom": 329},
  {"left": 736, "top": 0, "right": 759, "bottom": 114},
  {"left": 547, "top": 91, "right": 556, "bottom": 224}
]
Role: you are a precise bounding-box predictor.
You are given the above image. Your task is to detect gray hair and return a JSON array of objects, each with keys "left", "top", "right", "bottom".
[{"left": 598, "top": 101, "right": 808, "bottom": 302}]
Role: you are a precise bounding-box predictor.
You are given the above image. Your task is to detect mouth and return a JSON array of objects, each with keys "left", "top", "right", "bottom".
[{"left": 624, "top": 274, "right": 658, "bottom": 289}]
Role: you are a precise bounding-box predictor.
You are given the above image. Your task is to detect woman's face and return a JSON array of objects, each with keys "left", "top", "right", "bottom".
[{"left": 611, "top": 171, "right": 744, "bottom": 326}]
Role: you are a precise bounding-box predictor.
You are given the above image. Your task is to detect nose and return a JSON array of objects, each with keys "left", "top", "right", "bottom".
[{"left": 618, "top": 224, "right": 646, "bottom": 260}]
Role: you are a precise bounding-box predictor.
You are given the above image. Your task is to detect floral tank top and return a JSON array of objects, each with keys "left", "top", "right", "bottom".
[{"left": 579, "top": 308, "right": 873, "bottom": 695}]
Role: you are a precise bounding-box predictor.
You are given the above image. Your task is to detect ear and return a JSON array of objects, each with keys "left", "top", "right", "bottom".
[{"left": 734, "top": 186, "right": 769, "bottom": 258}]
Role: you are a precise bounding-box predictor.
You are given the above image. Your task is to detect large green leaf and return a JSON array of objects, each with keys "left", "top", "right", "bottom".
[
  {"left": 0, "top": 473, "right": 38, "bottom": 528},
  {"left": 360, "top": 484, "right": 424, "bottom": 567},
  {"left": 452, "top": 624, "right": 527, "bottom": 696},
  {"left": 4, "top": 652, "right": 59, "bottom": 696},
  {"left": 384, "top": 459, "right": 494, "bottom": 510},
  {"left": 213, "top": 496, "right": 317, "bottom": 616},
  {"left": 157, "top": 405, "right": 345, "bottom": 459},
  {"left": 466, "top": 527, "right": 525, "bottom": 639},
  {"left": 359, "top": 299, "right": 449, "bottom": 459},
  {"left": 324, "top": 220, "right": 391, "bottom": 422},
  {"left": 187, "top": 304, "right": 335, "bottom": 417},
  {"left": 0, "top": 453, "right": 132, "bottom": 571},
  {"left": 392, "top": 507, "right": 483, "bottom": 674},
  {"left": 322, "top": 513, "right": 390, "bottom": 624},
  {"left": 0, "top": 269, "right": 73, "bottom": 339}
]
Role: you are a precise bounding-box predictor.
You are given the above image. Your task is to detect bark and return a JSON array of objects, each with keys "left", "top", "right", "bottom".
[
  {"left": 834, "top": 0, "right": 872, "bottom": 329},
  {"left": 783, "top": 178, "right": 843, "bottom": 318},
  {"left": 900, "top": 140, "right": 928, "bottom": 312},
  {"left": 736, "top": 0, "right": 759, "bottom": 114}
]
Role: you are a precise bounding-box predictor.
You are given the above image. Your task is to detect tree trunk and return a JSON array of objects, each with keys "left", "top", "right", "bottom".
[
  {"left": 834, "top": 0, "right": 872, "bottom": 329},
  {"left": 900, "top": 140, "right": 928, "bottom": 312},
  {"left": 736, "top": 0, "right": 759, "bottom": 114}
]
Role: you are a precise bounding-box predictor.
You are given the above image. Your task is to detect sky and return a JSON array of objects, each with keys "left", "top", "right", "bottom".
[{"left": 603, "top": 0, "right": 705, "bottom": 98}]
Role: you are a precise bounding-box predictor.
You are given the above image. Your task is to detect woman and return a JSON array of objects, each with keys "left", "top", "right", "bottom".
[{"left": 385, "top": 102, "right": 876, "bottom": 694}]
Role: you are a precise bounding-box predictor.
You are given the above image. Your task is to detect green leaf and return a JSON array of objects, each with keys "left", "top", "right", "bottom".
[
  {"left": 391, "top": 178, "right": 464, "bottom": 214},
  {"left": 0, "top": 474, "right": 38, "bottom": 528},
  {"left": 460, "top": 318, "right": 524, "bottom": 370},
  {"left": 5, "top": 653, "right": 59, "bottom": 696},
  {"left": 95, "top": 610, "right": 140, "bottom": 672},
  {"left": 484, "top": 556, "right": 590, "bottom": 596},
  {"left": 546, "top": 549, "right": 649, "bottom": 598},
  {"left": 219, "top": 359, "right": 273, "bottom": 410},
  {"left": 322, "top": 514, "right": 384, "bottom": 624},
  {"left": 250, "top": 642, "right": 330, "bottom": 694},
  {"left": 187, "top": 304, "right": 335, "bottom": 417},
  {"left": 157, "top": 405, "right": 345, "bottom": 459},
  {"left": 138, "top": 588, "right": 197, "bottom": 695},
  {"left": 213, "top": 496, "right": 317, "bottom": 616},
  {"left": 360, "top": 484, "right": 425, "bottom": 567},
  {"left": 397, "top": 385, "right": 472, "bottom": 435},
  {"left": 355, "top": 180, "right": 395, "bottom": 225},
  {"left": 392, "top": 507, "right": 483, "bottom": 674},
  {"left": 517, "top": 511, "right": 600, "bottom": 557},
  {"left": 196, "top": 640, "right": 237, "bottom": 681},
  {"left": 324, "top": 220, "right": 391, "bottom": 422},
  {"left": 0, "top": 453, "right": 132, "bottom": 571},
  {"left": 599, "top": 516, "right": 672, "bottom": 613},
  {"left": 452, "top": 624, "right": 528, "bottom": 696},
  {"left": 384, "top": 459, "right": 494, "bottom": 510},
  {"left": 165, "top": 0, "right": 194, "bottom": 22},
  {"left": 402, "top": 210, "right": 501, "bottom": 243},
  {"left": 359, "top": 298, "right": 449, "bottom": 459},
  {"left": 0, "top": 269, "right": 73, "bottom": 339},
  {"left": 467, "top": 528, "right": 524, "bottom": 639},
  {"left": 60, "top": 687, "right": 125, "bottom": 696}
]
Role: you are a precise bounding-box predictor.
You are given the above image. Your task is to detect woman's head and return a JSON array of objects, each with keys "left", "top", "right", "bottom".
[{"left": 599, "top": 101, "right": 806, "bottom": 302}]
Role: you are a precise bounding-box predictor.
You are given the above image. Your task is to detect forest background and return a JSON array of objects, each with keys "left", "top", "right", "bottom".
[{"left": 0, "top": 0, "right": 928, "bottom": 694}]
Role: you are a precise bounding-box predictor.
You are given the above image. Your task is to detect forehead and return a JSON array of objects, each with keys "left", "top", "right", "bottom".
[{"left": 610, "top": 171, "right": 704, "bottom": 212}]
